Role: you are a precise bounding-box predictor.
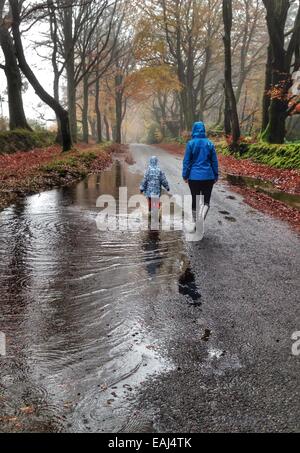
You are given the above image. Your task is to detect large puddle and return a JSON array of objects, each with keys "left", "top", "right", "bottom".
[
  {"left": 0, "top": 160, "right": 199, "bottom": 433},
  {"left": 226, "top": 174, "right": 300, "bottom": 210}
]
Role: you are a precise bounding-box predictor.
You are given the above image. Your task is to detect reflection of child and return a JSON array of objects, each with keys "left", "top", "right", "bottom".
[{"left": 140, "top": 156, "right": 170, "bottom": 211}]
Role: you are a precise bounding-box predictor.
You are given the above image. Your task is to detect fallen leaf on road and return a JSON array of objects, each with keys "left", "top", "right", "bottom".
[
  {"left": 63, "top": 402, "right": 73, "bottom": 408},
  {"left": 20, "top": 406, "right": 34, "bottom": 414},
  {"left": 0, "top": 416, "right": 18, "bottom": 423}
]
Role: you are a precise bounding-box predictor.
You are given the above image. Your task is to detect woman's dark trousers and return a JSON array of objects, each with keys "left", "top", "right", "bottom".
[{"left": 188, "top": 180, "right": 214, "bottom": 212}]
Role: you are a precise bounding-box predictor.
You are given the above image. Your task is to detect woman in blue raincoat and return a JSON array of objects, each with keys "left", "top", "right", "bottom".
[
  {"left": 140, "top": 156, "right": 170, "bottom": 211},
  {"left": 182, "top": 121, "right": 219, "bottom": 220}
]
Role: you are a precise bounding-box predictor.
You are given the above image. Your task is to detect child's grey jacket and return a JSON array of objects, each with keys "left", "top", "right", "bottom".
[{"left": 140, "top": 156, "right": 170, "bottom": 198}]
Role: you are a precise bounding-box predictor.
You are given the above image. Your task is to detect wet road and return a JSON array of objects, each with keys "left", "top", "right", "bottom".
[{"left": 0, "top": 144, "right": 299, "bottom": 433}]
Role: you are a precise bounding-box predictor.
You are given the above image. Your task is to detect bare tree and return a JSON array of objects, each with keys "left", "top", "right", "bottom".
[
  {"left": 223, "top": 0, "right": 241, "bottom": 150},
  {"left": 233, "top": 0, "right": 267, "bottom": 105},
  {"left": 0, "top": 0, "right": 30, "bottom": 130},
  {"left": 9, "top": 0, "right": 72, "bottom": 150},
  {"left": 159, "top": 0, "right": 222, "bottom": 130}
]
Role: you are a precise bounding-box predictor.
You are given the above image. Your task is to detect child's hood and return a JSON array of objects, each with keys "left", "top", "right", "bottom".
[{"left": 149, "top": 156, "right": 159, "bottom": 168}]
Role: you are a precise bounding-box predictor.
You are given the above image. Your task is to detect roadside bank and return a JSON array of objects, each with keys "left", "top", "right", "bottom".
[
  {"left": 0, "top": 143, "right": 127, "bottom": 211},
  {"left": 154, "top": 142, "right": 300, "bottom": 232}
]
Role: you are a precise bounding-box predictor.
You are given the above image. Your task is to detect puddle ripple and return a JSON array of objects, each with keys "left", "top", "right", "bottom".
[{"left": 0, "top": 162, "right": 188, "bottom": 432}]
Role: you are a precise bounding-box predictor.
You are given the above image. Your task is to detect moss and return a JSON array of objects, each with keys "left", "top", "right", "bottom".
[
  {"left": 217, "top": 142, "right": 232, "bottom": 156},
  {"left": 218, "top": 142, "right": 300, "bottom": 169},
  {"left": 0, "top": 129, "right": 55, "bottom": 154},
  {"left": 41, "top": 151, "right": 99, "bottom": 178},
  {"left": 173, "top": 136, "right": 187, "bottom": 145},
  {"left": 42, "top": 160, "right": 79, "bottom": 177},
  {"left": 77, "top": 151, "right": 97, "bottom": 165}
]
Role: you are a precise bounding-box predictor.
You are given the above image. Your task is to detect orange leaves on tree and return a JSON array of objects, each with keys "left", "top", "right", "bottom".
[{"left": 124, "top": 65, "right": 181, "bottom": 103}]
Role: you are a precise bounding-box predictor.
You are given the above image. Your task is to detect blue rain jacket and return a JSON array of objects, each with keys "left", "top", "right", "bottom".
[
  {"left": 140, "top": 156, "right": 170, "bottom": 198},
  {"left": 182, "top": 122, "right": 219, "bottom": 181}
]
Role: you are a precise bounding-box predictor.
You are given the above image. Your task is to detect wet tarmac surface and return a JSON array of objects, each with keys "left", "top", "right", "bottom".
[{"left": 0, "top": 145, "right": 299, "bottom": 433}]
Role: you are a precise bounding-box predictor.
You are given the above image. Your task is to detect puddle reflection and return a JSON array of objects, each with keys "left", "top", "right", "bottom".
[
  {"left": 0, "top": 160, "right": 200, "bottom": 432},
  {"left": 226, "top": 174, "right": 300, "bottom": 210}
]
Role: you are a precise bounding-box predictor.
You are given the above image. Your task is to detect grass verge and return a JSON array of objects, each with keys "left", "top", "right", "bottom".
[
  {"left": 0, "top": 129, "right": 56, "bottom": 154},
  {"left": 218, "top": 142, "right": 300, "bottom": 170}
]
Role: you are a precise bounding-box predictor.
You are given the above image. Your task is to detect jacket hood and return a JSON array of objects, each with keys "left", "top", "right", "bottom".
[
  {"left": 192, "top": 122, "right": 206, "bottom": 139},
  {"left": 149, "top": 156, "right": 159, "bottom": 167}
]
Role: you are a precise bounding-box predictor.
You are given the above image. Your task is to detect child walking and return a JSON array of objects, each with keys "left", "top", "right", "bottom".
[{"left": 140, "top": 156, "right": 170, "bottom": 211}]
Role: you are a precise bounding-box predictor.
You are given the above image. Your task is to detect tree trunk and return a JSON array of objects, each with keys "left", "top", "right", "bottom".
[
  {"left": 48, "top": 0, "right": 62, "bottom": 143},
  {"left": 198, "top": 46, "right": 212, "bottom": 121},
  {"left": 82, "top": 68, "right": 89, "bottom": 143},
  {"left": 104, "top": 115, "right": 110, "bottom": 141},
  {"left": 261, "top": 44, "right": 272, "bottom": 132},
  {"left": 176, "top": 18, "right": 194, "bottom": 130},
  {"left": 157, "top": 93, "right": 167, "bottom": 137},
  {"left": 261, "top": 0, "right": 288, "bottom": 143},
  {"left": 10, "top": 0, "right": 72, "bottom": 151},
  {"left": 223, "top": 0, "right": 241, "bottom": 151},
  {"left": 214, "top": 95, "right": 224, "bottom": 129},
  {"left": 0, "top": 26, "right": 30, "bottom": 130},
  {"left": 224, "top": 91, "right": 231, "bottom": 136},
  {"left": 261, "top": 67, "right": 290, "bottom": 144},
  {"left": 63, "top": 3, "right": 77, "bottom": 142},
  {"left": 178, "top": 94, "right": 184, "bottom": 133},
  {"left": 186, "top": 42, "right": 195, "bottom": 129},
  {"left": 95, "top": 76, "right": 102, "bottom": 143},
  {"left": 178, "top": 71, "right": 193, "bottom": 130},
  {"left": 53, "top": 70, "right": 62, "bottom": 144},
  {"left": 262, "top": 0, "right": 300, "bottom": 143},
  {"left": 89, "top": 117, "right": 96, "bottom": 141},
  {"left": 115, "top": 73, "right": 123, "bottom": 144}
]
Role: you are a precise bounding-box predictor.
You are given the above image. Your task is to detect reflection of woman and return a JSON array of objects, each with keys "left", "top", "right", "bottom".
[{"left": 182, "top": 122, "right": 219, "bottom": 222}]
